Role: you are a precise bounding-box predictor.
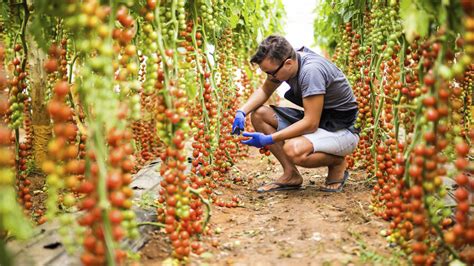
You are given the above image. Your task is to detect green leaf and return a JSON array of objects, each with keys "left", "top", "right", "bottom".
[
  {"left": 400, "top": 0, "right": 430, "bottom": 42},
  {"left": 438, "top": 2, "right": 447, "bottom": 26},
  {"left": 343, "top": 9, "right": 359, "bottom": 23},
  {"left": 29, "top": 14, "right": 56, "bottom": 52}
]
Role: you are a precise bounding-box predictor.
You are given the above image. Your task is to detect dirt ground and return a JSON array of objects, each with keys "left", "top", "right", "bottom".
[{"left": 140, "top": 150, "right": 407, "bottom": 266}]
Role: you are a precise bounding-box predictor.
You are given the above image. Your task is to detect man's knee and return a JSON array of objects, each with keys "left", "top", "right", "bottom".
[
  {"left": 283, "top": 140, "right": 305, "bottom": 165},
  {"left": 250, "top": 106, "right": 270, "bottom": 126}
]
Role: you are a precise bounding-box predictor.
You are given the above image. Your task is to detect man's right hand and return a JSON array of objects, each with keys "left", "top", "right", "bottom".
[{"left": 231, "top": 110, "right": 246, "bottom": 135}]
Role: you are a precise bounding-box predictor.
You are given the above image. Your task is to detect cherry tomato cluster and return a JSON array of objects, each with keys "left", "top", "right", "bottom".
[
  {"left": 43, "top": 76, "right": 85, "bottom": 251},
  {"left": 259, "top": 146, "right": 271, "bottom": 156},
  {"left": 8, "top": 43, "right": 34, "bottom": 214},
  {"left": 1, "top": 0, "right": 285, "bottom": 263},
  {"left": 43, "top": 41, "right": 78, "bottom": 207},
  {"left": 156, "top": 130, "right": 198, "bottom": 258},
  {"left": 343, "top": 18, "right": 372, "bottom": 169},
  {"left": 42, "top": 39, "right": 83, "bottom": 234},
  {"left": 213, "top": 29, "right": 236, "bottom": 179},
  {"left": 325, "top": 1, "right": 474, "bottom": 264},
  {"left": 187, "top": 28, "right": 214, "bottom": 186},
  {"left": 141, "top": 2, "right": 206, "bottom": 260},
  {"left": 131, "top": 120, "right": 160, "bottom": 168},
  {"left": 76, "top": 128, "right": 137, "bottom": 265},
  {"left": 106, "top": 128, "right": 138, "bottom": 242},
  {"left": 77, "top": 151, "right": 123, "bottom": 265},
  {"left": 0, "top": 43, "right": 32, "bottom": 240},
  {"left": 44, "top": 81, "right": 77, "bottom": 196},
  {"left": 113, "top": 6, "right": 141, "bottom": 121},
  {"left": 44, "top": 39, "right": 68, "bottom": 81},
  {"left": 7, "top": 44, "right": 28, "bottom": 129}
]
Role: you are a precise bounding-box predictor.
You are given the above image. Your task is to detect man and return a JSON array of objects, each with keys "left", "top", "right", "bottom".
[{"left": 232, "top": 35, "right": 359, "bottom": 193}]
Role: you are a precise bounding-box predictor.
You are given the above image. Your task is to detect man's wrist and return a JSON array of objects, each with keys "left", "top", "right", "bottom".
[
  {"left": 237, "top": 109, "right": 246, "bottom": 116},
  {"left": 264, "top": 134, "right": 275, "bottom": 145}
]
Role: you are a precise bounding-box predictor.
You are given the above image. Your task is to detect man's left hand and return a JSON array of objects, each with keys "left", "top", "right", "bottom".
[{"left": 241, "top": 132, "right": 274, "bottom": 148}]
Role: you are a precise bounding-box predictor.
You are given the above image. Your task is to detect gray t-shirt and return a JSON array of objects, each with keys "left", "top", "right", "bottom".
[{"left": 284, "top": 47, "right": 357, "bottom": 111}]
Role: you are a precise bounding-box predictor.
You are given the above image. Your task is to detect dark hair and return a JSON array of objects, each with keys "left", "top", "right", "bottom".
[{"left": 250, "top": 35, "right": 296, "bottom": 64}]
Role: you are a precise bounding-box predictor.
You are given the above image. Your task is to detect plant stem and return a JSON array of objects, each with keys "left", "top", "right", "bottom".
[
  {"left": 369, "top": 87, "right": 385, "bottom": 157},
  {"left": 91, "top": 123, "right": 116, "bottom": 266},
  {"left": 0, "top": 238, "right": 12, "bottom": 266},
  {"left": 138, "top": 221, "right": 165, "bottom": 228},
  {"left": 393, "top": 38, "right": 406, "bottom": 143},
  {"left": 19, "top": 0, "right": 29, "bottom": 71},
  {"left": 190, "top": 3, "right": 210, "bottom": 127},
  {"left": 402, "top": 104, "right": 423, "bottom": 184},
  {"left": 422, "top": 195, "right": 459, "bottom": 259},
  {"left": 67, "top": 52, "right": 79, "bottom": 110},
  {"left": 189, "top": 188, "right": 211, "bottom": 231}
]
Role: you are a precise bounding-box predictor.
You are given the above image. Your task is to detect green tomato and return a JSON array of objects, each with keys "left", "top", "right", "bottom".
[
  {"left": 128, "top": 228, "right": 139, "bottom": 239},
  {"left": 9, "top": 103, "right": 18, "bottom": 111},
  {"left": 77, "top": 14, "right": 88, "bottom": 27},
  {"left": 442, "top": 208, "right": 451, "bottom": 217},
  {"left": 143, "top": 24, "right": 153, "bottom": 33},
  {"left": 181, "top": 197, "right": 189, "bottom": 205},
  {"left": 425, "top": 195, "right": 435, "bottom": 205},
  {"left": 149, "top": 42, "right": 158, "bottom": 51},
  {"left": 65, "top": 246, "right": 76, "bottom": 255},
  {"left": 47, "top": 174, "right": 60, "bottom": 187},
  {"left": 181, "top": 209, "right": 190, "bottom": 219},
  {"left": 62, "top": 193, "right": 76, "bottom": 207},
  {"left": 0, "top": 169, "right": 14, "bottom": 185},
  {"left": 58, "top": 226, "right": 69, "bottom": 236},
  {"left": 121, "top": 220, "right": 131, "bottom": 229},
  {"left": 438, "top": 65, "right": 452, "bottom": 80}
]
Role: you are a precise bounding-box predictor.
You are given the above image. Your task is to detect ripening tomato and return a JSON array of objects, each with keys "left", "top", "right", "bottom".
[{"left": 110, "top": 191, "right": 126, "bottom": 207}]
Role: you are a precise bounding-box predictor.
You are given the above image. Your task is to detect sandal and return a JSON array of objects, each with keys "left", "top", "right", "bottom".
[
  {"left": 320, "top": 171, "right": 349, "bottom": 193},
  {"left": 257, "top": 182, "right": 302, "bottom": 193}
]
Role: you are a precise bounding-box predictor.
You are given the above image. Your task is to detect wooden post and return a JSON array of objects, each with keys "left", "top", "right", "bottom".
[{"left": 27, "top": 35, "right": 51, "bottom": 169}]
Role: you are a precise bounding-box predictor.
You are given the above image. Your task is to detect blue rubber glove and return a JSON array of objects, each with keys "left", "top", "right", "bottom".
[
  {"left": 241, "top": 132, "right": 274, "bottom": 148},
  {"left": 231, "top": 110, "right": 246, "bottom": 135}
]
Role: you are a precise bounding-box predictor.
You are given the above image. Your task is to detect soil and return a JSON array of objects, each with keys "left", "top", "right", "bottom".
[
  {"left": 140, "top": 150, "right": 407, "bottom": 266},
  {"left": 29, "top": 172, "right": 47, "bottom": 220}
]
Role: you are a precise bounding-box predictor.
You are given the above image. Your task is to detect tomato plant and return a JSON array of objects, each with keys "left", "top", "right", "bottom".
[
  {"left": 0, "top": 0, "right": 471, "bottom": 264},
  {"left": 0, "top": 42, "right": 33, "bottom": 266},
  {"left": 315, "top": 0, "right": 474, "bottom": 264}
]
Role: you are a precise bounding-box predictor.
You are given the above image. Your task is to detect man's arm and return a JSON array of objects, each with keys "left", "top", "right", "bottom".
[
  {"left": 271, "top": 94, "right": 324, "bottom": 143},
  {"left": 239, "top": 78, "right": 281, "bottom": 114}
]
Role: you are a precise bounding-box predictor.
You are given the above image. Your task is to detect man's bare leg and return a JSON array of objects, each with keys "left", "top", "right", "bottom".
[
  {"left": 250, "top": 106, "right": 302, "bottom": 190},
  {"left": 283, "top": 137, "right": 348, "bottom": 190}
]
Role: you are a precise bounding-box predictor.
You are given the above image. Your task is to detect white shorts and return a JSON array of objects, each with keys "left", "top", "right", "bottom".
[
  {"left": 302, "top": 127, "right": 359, "bottom": 156},
  {"left": 276, "top": 113, "right": 359, "bottom": 157}
]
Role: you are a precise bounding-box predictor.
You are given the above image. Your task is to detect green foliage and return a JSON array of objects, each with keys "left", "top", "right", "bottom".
[
  {"left": 399, "top": 0, "right": 465, "bottom": 43},
  {"left": 400, "top": 0, "right": 433, "bottom": 42},
  {"left": 313, "top": 1, "right": 340, "bottom": 52},
  {"left": 0, "top": 186, "right": 33, "bottom": 240},
  {"left": 313, "top": 0, "right": 465, "bottom": 53},
  {"left": 29, "top": 0, "right": 72, "bottom": 52},
  {"left": 313, "top": 0, "right": 364, "bottom": 53},
  {"left": 0, "top": 1, "right": 21, "bottom": 48},
  {"left": 224, "top": 0, "right": 285, "bottom": 55},
  {"left": 29, "top": 14, "right": 57, "bottom": 52}
]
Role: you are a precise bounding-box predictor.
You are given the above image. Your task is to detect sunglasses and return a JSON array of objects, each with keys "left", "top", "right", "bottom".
[{"left": 265, "top": 55, "right": 292, "bottom": 77}]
